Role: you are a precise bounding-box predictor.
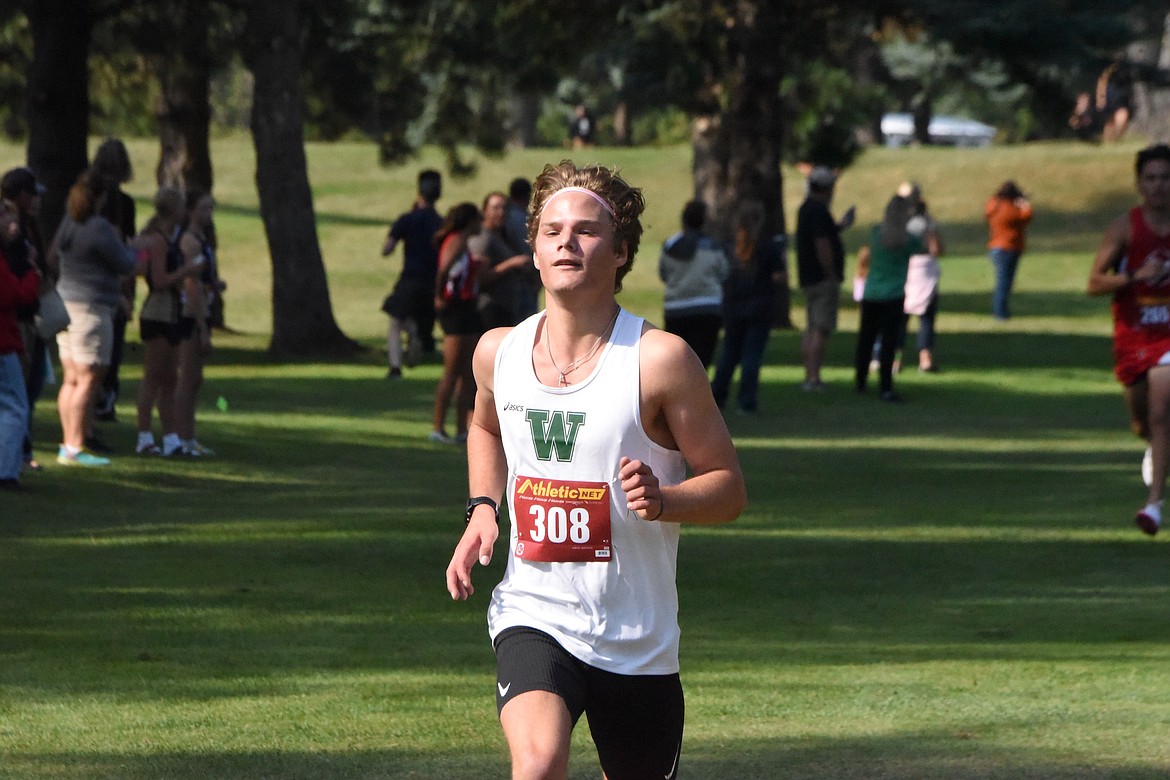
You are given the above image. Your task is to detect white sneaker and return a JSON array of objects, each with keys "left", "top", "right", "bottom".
[
  {"left": 428, "top": 430, "right": 456, "bottom": 445},
  {"left": 1142, "top": 446, "right": 1153, "bottom": 487},
  {"left": 1135, "top": 502, "right": 1161, "bottom": 536}
]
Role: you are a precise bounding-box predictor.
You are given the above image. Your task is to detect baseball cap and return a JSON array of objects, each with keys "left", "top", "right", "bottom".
[
  {"left": 1, "top": 167, "right": 46, "bottom": 199},
  {"left": 807, "top": 166, "right": 836, "bottom": 188}
]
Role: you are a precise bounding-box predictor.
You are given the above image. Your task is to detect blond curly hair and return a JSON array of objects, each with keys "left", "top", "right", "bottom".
[{"left": 527, "top": 160, "right": 645, "bottom": 292}]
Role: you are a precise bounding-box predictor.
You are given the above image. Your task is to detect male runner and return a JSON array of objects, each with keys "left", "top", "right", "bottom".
[
  {"left": 445, "top": 160, "right": 746, "bottom": 779},
  {"left": 1088, "top": 143, "right": 1170, "bottom": 535}
]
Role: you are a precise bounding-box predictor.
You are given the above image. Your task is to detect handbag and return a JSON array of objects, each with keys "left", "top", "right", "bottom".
[
  {"left": 34, "top": 288, "right": 70, "bottom": 338},
  {"left": 140, "top": 288, "right": 179, "bottom": 324}
]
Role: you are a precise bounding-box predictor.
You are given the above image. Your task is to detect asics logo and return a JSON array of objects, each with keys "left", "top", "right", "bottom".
[{"left": 497, "top": 682, "right": 511, "bottom": 697}]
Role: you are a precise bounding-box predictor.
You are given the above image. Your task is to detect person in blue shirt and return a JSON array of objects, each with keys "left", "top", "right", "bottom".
[{"left": 381, "top": 170, "right": 443, "bottom": 378}]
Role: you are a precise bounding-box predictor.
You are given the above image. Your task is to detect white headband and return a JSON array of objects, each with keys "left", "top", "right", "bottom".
[{"left": 543, "top": 186, "right": 615, "bottom": 217}]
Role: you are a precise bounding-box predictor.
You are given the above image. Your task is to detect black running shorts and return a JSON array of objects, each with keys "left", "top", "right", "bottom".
[
  {"left": 140, "top": 316, "right": 195, "bottom": 346},
  {"left": 493, "top": 626, "right": 684, "bottom": 780}
]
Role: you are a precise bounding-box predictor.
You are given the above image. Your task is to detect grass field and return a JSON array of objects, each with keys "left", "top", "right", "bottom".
[{"left": 1, "top": 137, "right": 1169, "bottom": 779}]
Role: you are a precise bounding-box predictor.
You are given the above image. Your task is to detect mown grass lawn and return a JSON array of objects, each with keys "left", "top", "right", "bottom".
[{"left": 1, "top": 137, "right": 1168, "bottom": 778}]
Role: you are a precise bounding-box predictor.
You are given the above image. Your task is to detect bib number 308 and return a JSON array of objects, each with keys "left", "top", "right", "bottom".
[
  {"left": 528, "top": 506, "right": 591, "bottom": 544},
  {"left": 512, "top": 476, "right": 612, "bottom": 562}
]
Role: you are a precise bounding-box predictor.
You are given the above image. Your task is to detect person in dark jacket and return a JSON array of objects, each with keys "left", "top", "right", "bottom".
[
  {"left": 711, "top": 201, "right": 784, "bottom": 413},
  {"left": 91, "top": 138, "right": 137, "bottom": 424}
]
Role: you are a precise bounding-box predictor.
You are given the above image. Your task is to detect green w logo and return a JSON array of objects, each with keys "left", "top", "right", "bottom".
[{"left": 526, "top": 409, "right": 586, "bottom": 462}]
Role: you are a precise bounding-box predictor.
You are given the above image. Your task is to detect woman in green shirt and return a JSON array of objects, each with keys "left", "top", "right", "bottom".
[{"left": 854, "top": 191, "right": 939, "bottom": 402}]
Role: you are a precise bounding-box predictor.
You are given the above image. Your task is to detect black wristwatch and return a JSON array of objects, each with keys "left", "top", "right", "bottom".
[{"left": 465, "top": 496, "right": 499, "bottom": 524}]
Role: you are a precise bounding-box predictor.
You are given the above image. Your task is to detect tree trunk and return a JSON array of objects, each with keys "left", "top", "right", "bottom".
[
  {"left": 690, "top": 33, "right": 785, "bottom": 239},
  {"left": 154, "top": 2, "right": 214, "bottom": 192},
  {"left": 1131, "top": 13, "right": 1170, "bottom": 143},
  {"left": 24, "top": 1, "right": 93, "bottom": 241},
  {"left": 613, "top": 100, "right": 630, "bottom": 146},
  {"left": 912, "top": 95, "right": 932, "bottom": 146},
  {"left": 507, "top": 90, "right": 541, "bottom": 148},
  {"left": 691, "top": 1, "right": 790, "bottom": 327},
  {"left": 244, "top": 0, "right": 359, "bottom": 357}
]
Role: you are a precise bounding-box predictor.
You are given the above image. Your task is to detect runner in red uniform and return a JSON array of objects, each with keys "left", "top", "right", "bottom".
[{"left": 1088, "top": 143, "right": 1170, "bottom": 535}]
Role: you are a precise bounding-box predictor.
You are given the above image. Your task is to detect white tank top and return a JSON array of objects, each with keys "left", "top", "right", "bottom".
[{"left": 487, "top": 308, "right": 688, "bottom": 674}]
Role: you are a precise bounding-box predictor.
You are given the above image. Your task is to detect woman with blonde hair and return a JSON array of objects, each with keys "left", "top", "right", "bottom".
[
  {"left": 133, "top": 188, "right": 203, "bottom": 455},
  {"left": 854, "top": 189, "right": 940, "bottom": 402},
  {"left": 173, "top": 189, "right": 219, "bottom": 456},
  {"left": 53, "top": 171, "right": 142, "bottom": 465}
]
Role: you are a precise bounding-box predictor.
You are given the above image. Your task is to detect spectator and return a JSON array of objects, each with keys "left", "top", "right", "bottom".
[
  {"left": 173, "top": 189, "right": 220, "bottom": 457},
  {"left": 430, "top": 203, "right": 484, "bottom": 444},
  {"left": 382, "top": 170, "right": 443, "bottom": 378},
  {"left": 1, "top": 167, "right": 49, "bottom": 471},
  {"left": 854, "top": 189, "right": 939, "bottom": 402},
  {"left": 985, "top": 180, "right": 1033, "bottom": 320},
  {"left": 569, "top": 104, "right": 597, "bottom": 149},
  {"left": 133, "top": 188, "right": 202, "bottom": 456},
  {"left": 53, "top": 171, "right": 140, "bottom": 466},
  {"left": 90, "top": 138, "right": 136, "bottom": 425},
  {"left": 1097, "top": 61, "right": 1133, "bottom": 143},
  {"left": 0, "top": 199, "right": 41, "bottom": 488},
  {"left": 658, "top": 200, "right": 729, "bottom": 368},
  {"left": 1068, "top": 91, "right": 1097, "bottom": 141},
  {"left": 502, "top": 177, "right": 539, "bottom": 320},
  {"left": 795, "top": 166, "right": 854, "bottom": 391},
  {"left": 902, "top": 188, "right": 945, "bottom": 373},
  {"left": 711, "top": 201, "right": 784, "bottom": 413},
  {"left": 468, "top": 192, "right": 532, "bottom": 330}
]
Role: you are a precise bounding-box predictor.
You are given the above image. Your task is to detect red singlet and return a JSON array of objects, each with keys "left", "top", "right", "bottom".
[{"left": 1112, "top": 207, "right": 1170, "bottom": 385}]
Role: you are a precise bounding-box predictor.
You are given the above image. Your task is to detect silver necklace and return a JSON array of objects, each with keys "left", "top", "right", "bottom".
[{"left": 546, "top": 308, "right": 620, "bottom": 386}]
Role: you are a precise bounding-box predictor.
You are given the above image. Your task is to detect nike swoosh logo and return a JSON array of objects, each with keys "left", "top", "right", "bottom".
[
  {"left": 664, "top": 741, "right": 680, "bottom": 779},
  {"left": 497, "top": 682, "right": 511, "bottom": 697}
]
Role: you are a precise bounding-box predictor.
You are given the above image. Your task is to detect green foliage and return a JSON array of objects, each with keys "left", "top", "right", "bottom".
[
  {"left": 535, "top": 101, "right": 571, "bottom": 147},
  {"left": 87, "top": 42, "right": 159, "bottom": 138},
  {"left": 0, "top": 11, "right": 31, "bottom": 139},
  {"left": 631, "top": 106, "right": 691, "bottom": 146},
  {"left": 783, "top": 61, "right": 881, "bottom": 168},
  {"left": 208, "top": 57, "right": 253, "bottom": 132}
]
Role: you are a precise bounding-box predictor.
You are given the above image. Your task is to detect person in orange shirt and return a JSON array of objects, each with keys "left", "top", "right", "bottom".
[{"left": 985, "top": 181, "right": 1033, "bottom": 320}]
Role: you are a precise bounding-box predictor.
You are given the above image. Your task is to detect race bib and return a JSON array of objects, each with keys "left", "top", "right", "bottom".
[
  {"left": 1141, "top": 304, "right": 1170, "bottom": 326},
  {"left": 512, "top": 475, "right": 612, "bottom": 562}
]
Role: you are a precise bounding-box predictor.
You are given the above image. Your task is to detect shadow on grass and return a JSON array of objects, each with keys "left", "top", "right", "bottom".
[{"left": 7, "top": 737, "right": 1168, "bottom": 780}]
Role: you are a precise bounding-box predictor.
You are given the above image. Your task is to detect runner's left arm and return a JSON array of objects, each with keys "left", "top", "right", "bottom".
[{"left": 620, "top": 328, "right": 746, "bottom": 526}]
